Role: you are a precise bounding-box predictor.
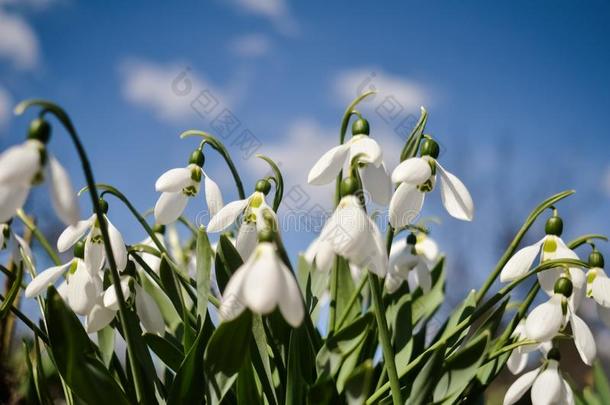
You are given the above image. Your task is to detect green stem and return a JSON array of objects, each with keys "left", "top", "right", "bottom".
[
  {"left": 256, "top": 154, "right": 284, "bottom": 212},
  {"left": 328, "top": 256, "right": 340, "bottom": 335},
  {"left": 180, "top": 130, "right": 246, "bottom": 199},
  {"left": 16, "top": 209, "right": 61, "bottom": 266},
  {"left": 368, "top": 273, "right": 402, "bottom": 405},
  {"left": 335, "top": 275, "right": 367, "bottom": 331},
  {"left": 16, "top": 100, "right": 148, "bottom": 402}
]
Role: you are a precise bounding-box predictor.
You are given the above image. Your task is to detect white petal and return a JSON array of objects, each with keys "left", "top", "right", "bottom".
[
  {"left": 207, "top": 198, "right": 249, "bottom": 232},
  {"left": 391, "top": 157, "right": 431, "bottom": 184},
  {"left": 384, "top": 273, "right": 403, "bottom": 293},
  {"left": 320, "top": 196, "right": 369, "bottom": 261},
  {"left": 531, "top": 364, "right": 563, "bottom": 405},
  {"left": 560, "top": 379, "right": 575, "bottom": 405},
  {"left": 570, "top": 313, "right": 596, "bottom": 365},
  {"left": 525, "top": 295, "right": 565, "bottom": 342},
  {"left": 47, "top": 155, "right": 79, "bottom": 226},
  {"left": 25, "top": 262, "right": 71, "bottom": 298},
  {"left": 67, "top": 269, "right": 102, "bottom": 315},
  {"left": 500, "top": 239, "right": 544, "bottom": 283},
  {"left": 85, "top": 300, "right": 116, "bottom": 333},
  {"left": 155, "top": 167, "right": 192, "bottom": 192},
  {"left": 278, "top": 265, "right": 304, "bottom": 327},
  {"left": 415, "top": 236, "right": 440, "bottom": 263},
  {"left": 135, "top": 285, "right": 165, "bottom": 335},
  {"left": 0, "top": 185, "right": 29, "bottom": 223},
  {"left": 154, "top": 191, "right": 189, "bottom": 225},
  {"left": 363, "top": 215, "right": 388, "bottom": 277},
  {"left": 360, "top": 162, "right": 392, "bottom": 205},
  {"left": 412, "top": 261, "right": 432, "bottom": 293},
  {"left": 235, "top": 221, "right": 257, "bottom": 260},
  {"left": 107, "top": 217, "right": 128, "bottom": 271},
  {"left": 13, "top": 232, "right": 34, "bottom": 266},
  {"left": 57, "top": 215, "right": 94, "bottom": 252},
  {"left": 242, "top": 243, "right": 283, "bottom": 314},
  {"left": 103, "top": 277, "right": 132, "bottom": 310},
  {"left": 507, "top": 350, "right": 529, "bottom": 375},
  {"left": 568, "top": 268, "right": 586, "bottom": 311},
  {"left": 312, "top": 239, "right": 335, "bottom": 273},
  {"left": 591, "top": 270, "right": 610, "bottom": 307},
  {"left": 388, "top": 182, "right": 425, "bottom": 228},
  {"left": 349, "top": 136, "right": 382, "bottom": 166},
  {"left": 0, "top": 141, "right": 40, "bottom": 185},
  {"left": 203, "top": 174, "right": 224, "bottom": 217},
  {"left": 436, "top": 162, "right": 474, "bottom": 221},
  {"left": 85, "top": 230, "right": 105, "bottom": 272},
  {"left": 503, "top": 368, "right": 539, "bottom": 405},
  {"left": 307, "top": 144, "right": 350, "bottom": 185},
  {"left": 219, "top": 266, "right": 248, "bottom": 321}
]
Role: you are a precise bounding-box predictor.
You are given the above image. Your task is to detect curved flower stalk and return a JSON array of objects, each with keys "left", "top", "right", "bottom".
[
  {"left": 154, "top": 149, "right": 223, "bottom": 225},
  {"left": 524, "top": 276, "right": 596, "bottom": 365},
  {"left": 389, "top": 137, "right": 474, "bottom": 227},
  {"left": 207, "top": 179, "right": 276, "bottom": 260},
  {"left": 305, "top": 178, "right": 387, "bottom": 277},
  {"left": 504, "top": 349, "right": 574, "bottom": 405},
  {"left": 500, "top": 213, "right": 586, "bottom": 309},
  {"left": 385, "top": 232, "right": 433, "bottom": 293},
  {"left": 585, "top": 249, "right": 610, "bottom": 326},
  {"left": 219, "top": 228, "right": 304, "bottom": 327},
  {"left": 308, "top": 117, "right": 392, "bottom": 205},
  {"left": 56, "top": 200, "right": 128, "bottom": 272},
  {"left": 0, "top": 118, "right": 79, "bottom": 225}
]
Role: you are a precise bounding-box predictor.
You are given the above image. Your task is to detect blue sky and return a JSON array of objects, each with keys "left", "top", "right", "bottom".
[{"left": 1, "top": 0, "right": 610, "bottom": 343}]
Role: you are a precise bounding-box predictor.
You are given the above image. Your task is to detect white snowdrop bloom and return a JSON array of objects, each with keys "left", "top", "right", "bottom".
[
  {"left": 500, "top": 216, "right": 586, "bottom": 310},
  {"left": 385, "top": 233, "right": 432, "bottom": 294},
  {"left": 56, "top": 207, "right": 128, "bottom": 272},
  {"left": 307, "top": 118, "right": 392, "bottom": 205},
  {"left": 154, "top": 150, "right": 224, "bottom": 225},
  {"left": 0, "top": 119, "right": 79, "bottom": 226},
  {"left": 414, "top": 233, "right": 440, "bottom": 265},
  {"left": 304, "top": 237, "right": 335, "bottom": 273},
  {"left": 503, "top": 355, "right": 574, "bottom": 405},
  {"left": 506, "top": 320, "right": 553, "bottom": 375},
  {"left": 219, "top": 239, "right": 304, "bottom": 327},
  {"left": 584, "top": 250, "right": 610, "bottom": 327},
  {"left": 134, "top": 229, "right": 165, "bottom": 275},
  {"left": 101, "top": 276, "right": 165, "bottom": 335},
  {"left": 389, "top": 138, "right": 474, "bottom": 228},
  {"left": 525, "top": 277, "right": 596, "bottom": 365}
]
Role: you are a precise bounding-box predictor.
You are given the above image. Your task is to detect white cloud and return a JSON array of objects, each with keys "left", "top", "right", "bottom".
[
  {"left": 0, "top": 86, "right": 13, "bottom": 130},
  {"left": 229, "top": 0, "right": 298, "bottom": 35},
  {"left": 333, "top": 67, "right": 429, "bottom": 112},
  {"left": 119, "top": 59, "right": 232, "bottom": 123},
  {"left": 229, "top": 33, "right": 271, "bottom": 58},
  {"left": 0, "top": 10, "right": 40, "bottom": 70}
]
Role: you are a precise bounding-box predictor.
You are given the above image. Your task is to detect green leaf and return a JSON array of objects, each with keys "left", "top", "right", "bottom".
[
  {"left": 593, "top": 361, "right": 610, "bottom": 403},
  {"left": 139, "top": 272, "right": 181, "bottom": 330},
  {"left": 435, "top": 289, "right": 477, "bottom": 350},
  {"left": 0, "top": 261, "right": 23, "bottom": 320},
  {"left": 297, "top": 255, "right": 330, "bottom": 320},
  {"left": 159, "top": 256, "right": 185, "bottom": 315},
  {"left": 215, "top": 234, "right": 244, "bottom": 293},
  {"left": 385, "top": 289, "right": 413, "bottom": 365},
  {"left": 286, "top": 327, "right": 316, "bottom": 405},
  {"left": 411, "top": 257, "right": 445, "bottom": 325},
  {"left": 195, "top": 226, "right": 213, "bottom": 323},
  {"left": 307, "top": 374, "right": 338, "bottom": 405},
  {"left": 407, "top": 344, "right": 445, "bottom": 405},
  {"left": 45, "top": 288, "right": 130, "bottom": 405},
  {"left": 236, "top": 357, "right": 262, "bottom": 403},
  {"left": 400, "top": 106, "right": 428, "bottom": 161},
  {"left": 335, "top": 257, "right": 359, "bottom": 327},
  {"left": 144, "top": 333, "right": 184, "bottom": 372},
  {"left": 344, "top": 360, "right": 374, "bottom": 405},
  {"left": 167, "top": 324, "right": 207, "bottom": 405},
  {"left": 256, "top": 154, "right": 284, "bottom": 212},
  {"left": 97, "top": 326, "right": 115, "bottom": 367},
  {"left": 433, "top": 331, "right": 491, "bottom": 404},
  {"left": 251, "top": 315, "right": 279, "bottom": 405}
]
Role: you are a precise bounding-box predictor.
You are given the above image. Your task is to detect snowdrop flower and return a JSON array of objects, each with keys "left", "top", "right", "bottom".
[
  {"left": 219, "top": 230, "right": 304, "bottom": 327},
  {"left": 389, "top": 137, "right": 474, "bottom": 227},
  {"left": 385, "top": 233, "right": 432, "bottom": 293},
  {"left": 56, "top": 200, "right": 128, "bottom": 272},
  {"left": 307, "top": 117, "right": 392, "bottom": 205},
  {"left": 99, "top": 273, "right": 164, "bottom": 335},
  {"left": 500, "top": 215, "right": 586, "bottom": 310},
  {"left": 503, "top": 349, "right": 574, "bottom": 405},
  {"left": 207, "top": 179, "right": 277, "bottom": 260},
  {"left": 305, "top": 178, "right": 387, "bottom": 277},
  {"left": 525, "top": 276, "right": 596, "bottom": 365},
  {"left": 413, "top": 232, "right": 440, "bottom": 266},
  {"left": 25, "top": 241, "right": 102, "bottom": 317},
  {"left": 506, "top": 320, "right": 552, "bottom": 375},
  {"left": 154, "top": 149, "right": 223, "bottom": 225},
  {"left": 0, "top": 118, "right": 79, "bottom": 225},
  {"left": 134, "top": 225, "right": 165, "bottom": 275},
  {"left": 585, "top": 249, "right": 610, "bottom": 327}
]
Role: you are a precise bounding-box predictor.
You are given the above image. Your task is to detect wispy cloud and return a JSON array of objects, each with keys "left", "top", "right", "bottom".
[
  {"left": 118, "top": 59, "right": 232, "bottom": 123},
  {"left": 227, "top": 0, "right": 298, "bottom": 35},
  {"left": 0, "top": 86, "right": 13, "bottom": 130},
  {"left": 229, "top": 33, "right": 272, "bottom": 58},
  {"left": 0, "top": 10, "right": 40, "bottom": 70}
]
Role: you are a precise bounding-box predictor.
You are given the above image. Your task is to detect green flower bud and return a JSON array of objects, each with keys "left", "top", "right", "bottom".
[
  {"left": 547, "top": 347, "right": 561, "bottom": 361},
  {"left": 255, "top": 179, "right": 272, "bottom": 195},
  {"left": 99, "top": 198, "right": 109, "bottom": 214},
  {"left": 589, "top": 250, "right": 605, "bottom": 269},
  {"left": 420, "top": 138, "right": 440, "bottom": 159},
  {"left": 73, "top": 240, "right": 85, "bottom": 259},
  {"left": 258, "top": 228, "right": 274, "bottom": 243},
  {"left": 152, "top": 224, "right": 166, "bottom": 235},
  {"left": 340, "top": 177, "right": 359, "bottom": 197},
  {"left": 406, "top": 233, "right": 417, "bottom": 246},
  {"left": 352, "top": 118, "right": 370, "bottom": 136},
  {"left": 545, "top": 216, "right": 563, "bottom": 236},
  {"left": 27, "top": 118, "right": 51, "bottom": 144},
  {"left": 189, "top": 149, "right": 205, "bottom": 167},
  {"left": 554, "top": 276, "right": 573, "bottom": 298}
]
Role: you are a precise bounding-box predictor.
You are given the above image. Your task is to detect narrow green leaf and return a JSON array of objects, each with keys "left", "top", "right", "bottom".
[
  {"left": 215, "top": 234, "right": 244, "bottom": 293},
  {"left": 195, "top": 226, "right": 213, "bottom": 323},
  {"left": 411, "top": 257, "right": 445, "bottom": 325},
  {"left": 407, "top": 344, "right": 445, "bottom": 405},
  {"left": 236, "top": 357, "right": 262, "bottom": 403},
  {"left": 0, "top": 261, "right": 23, "bottom": 320},
  {"left": 344, "top": 360, "right": 374, "bottom": 405},
  {"left": 167, "top": 325, "right": 207, "bottom": 405},
  {"left": 335, "top": 257, "right": 359, "bottom": 326},
  {"left": 97, "top": 326, "right": 115, "bottom": 367},
  {"left": 144, "top": 333, "right": 184, "bottom": 372},
  {"left": 593, "top": 361, "right": 610, "bottom": 403}
]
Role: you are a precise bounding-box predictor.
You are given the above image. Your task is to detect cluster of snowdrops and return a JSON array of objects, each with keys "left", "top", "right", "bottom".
[{"left": 0, "top": 96, "right": 607, "bottom": 405}]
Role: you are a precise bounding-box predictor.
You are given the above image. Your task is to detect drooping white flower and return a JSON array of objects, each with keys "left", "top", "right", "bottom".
[
  {"left": 307, "top": 119, "right": 392, "bottom": 205},
  {"left": 389, "top": 138, "right": 474, "bottom": 227},
  {"left": 100, "top": 276, "right": 165, "bottom": 335},
  {"left": 525, "top": 277, "right": 596, "bottom": 366},
  {"left": 219, "top": 241, "right": 304, "bottom": 327},
  {"left": 585, "top": 250, "right": 610, "bottom": 327},
  {"left": 413, "top": 232, "right": 440, "bottom": 265},
  {"left": 135, "top": 230, "right": 165, "bottom": 275},
  {"left": 154, "top": 150, "right": 224, "bottom": 225},
  {"left": 56, "top": 211, "right": 128, "bottom": 272},
  {"left": 503, "top": 357, "right": 574, "bottom": 405},
  {"left": 385, "top": 233, "right": 432, "bottom": 293},
  {"left": 0, "top": 134, "right": 79, "bottom": 225},
  {"left": 506, "top": 320, "right": 553, "bottom": 375}
]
